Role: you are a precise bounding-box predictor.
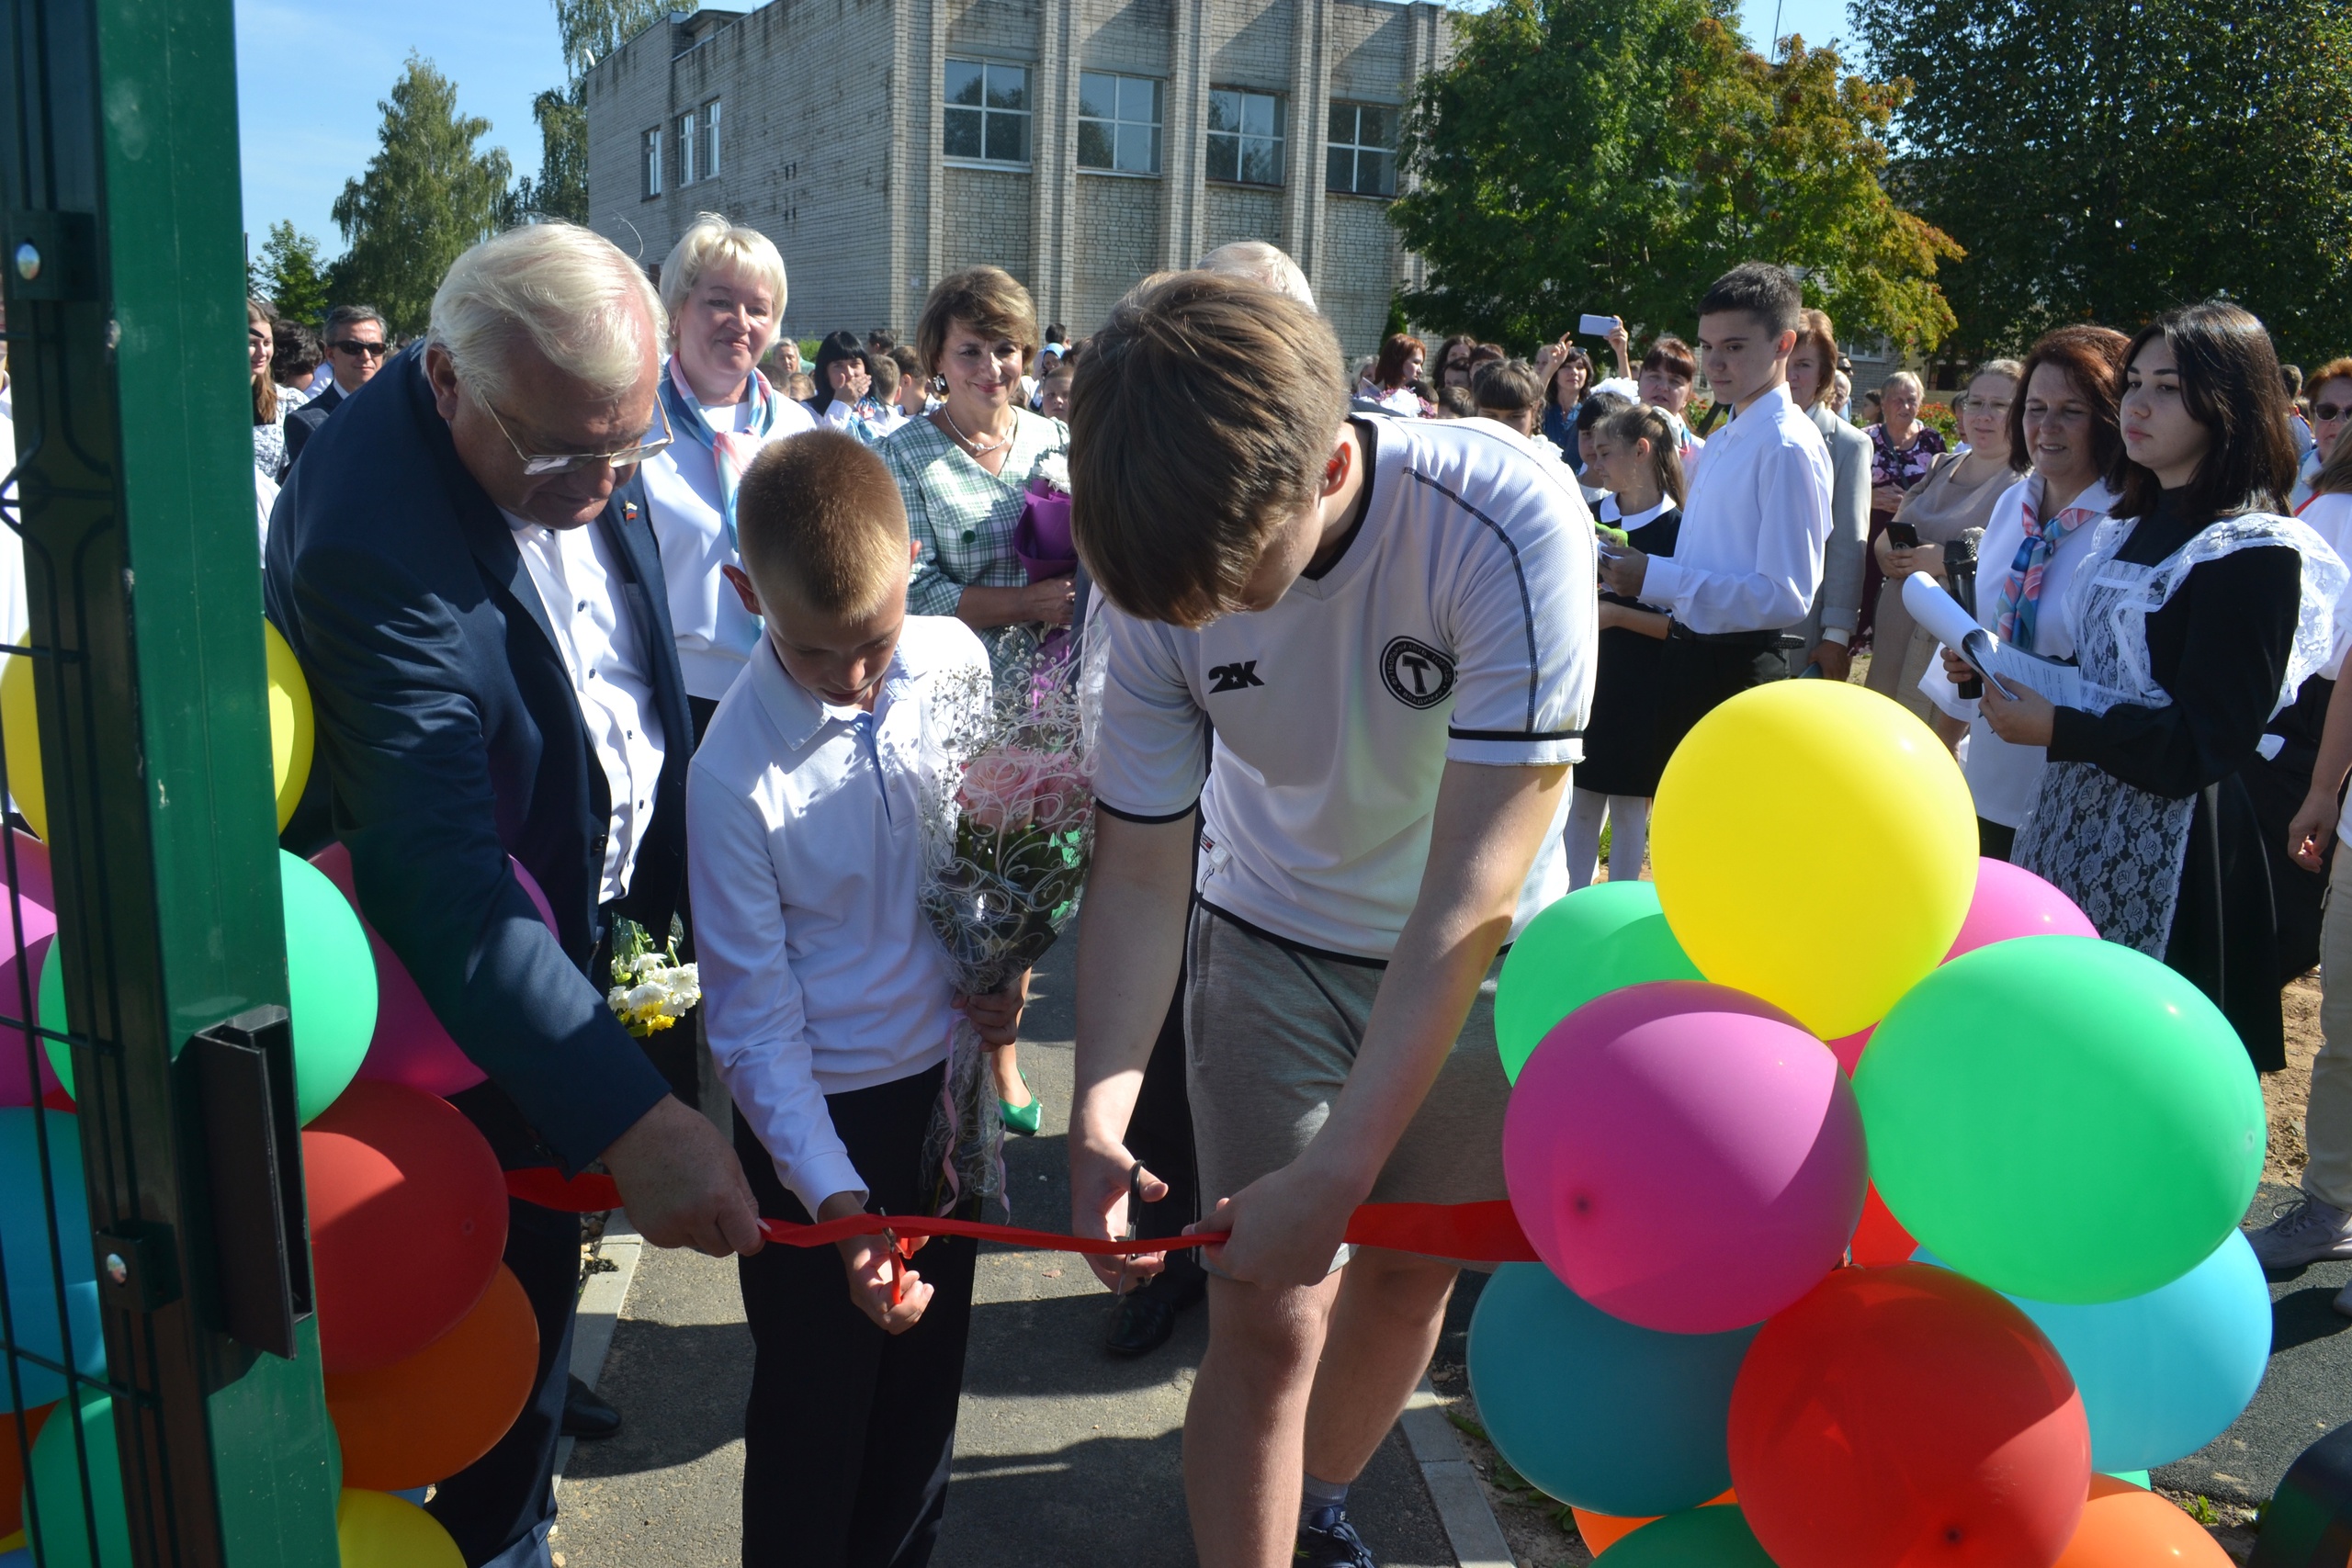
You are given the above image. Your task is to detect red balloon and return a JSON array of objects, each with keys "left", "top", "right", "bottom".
[
  {"left": 1729, "top": 1264, "right": 2089, "bottom": 1567},
  {"left": 304, "top": 1081, "right": 508, "bottom": 1373},
  {"left": 1849, "top": 1182, "right": 1917, "bottom": 1268},
  {"left": 327, "top": 1262, "right": 538, "bottom": 1490}
]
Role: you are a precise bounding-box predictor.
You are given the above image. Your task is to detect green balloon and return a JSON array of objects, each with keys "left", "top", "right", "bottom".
[
  {"left": 42, "top": 852, "right": 376, "bottom": 1124},
  {"left": 1852, "top": 934, "right": 2263, "bottom": 1304},
  {"left": 1594, "top": 1505, "right": 1772, "bottom": 1564},
  {"left": 1496, "top": 881, "right": 1702, "bottom": 1082},
  {"left": 26, "top": 1390, "right": 130, "bottom": 1568}
]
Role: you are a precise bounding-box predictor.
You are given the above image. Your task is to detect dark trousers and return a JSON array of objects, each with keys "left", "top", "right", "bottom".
[
  {"left": 1125, "top": 982, "right": 1206, "bottom": 1298},
  {"left": 1978, "top": 817, "right": 2017, "bottom": 863},
  {"left": 1651, "top": 635, "right": 1790, "bottom": 779},
  {"left": 735, "top": 1065, "right": 978, "bottom": 1568},
  {"left": 428, "top": 1196, "right": 580, "bottom": 1567}
]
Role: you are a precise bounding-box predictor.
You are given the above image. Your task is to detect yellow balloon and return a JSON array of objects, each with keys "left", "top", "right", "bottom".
[
  {"left": 0, "top": 621, "right": 311, "bottom": 840},
  {"left": 336, "top": 1488, "right": 463, "bottom": 1568},
  {"left": 1650, "top": 680, "right": 1977, "bottom": 1038},
  {"left": 265, "top": 620, "right": 315, "bottom": 831},
  {"left": 0, "top": 647, "right": 41, "bottom": 840}
]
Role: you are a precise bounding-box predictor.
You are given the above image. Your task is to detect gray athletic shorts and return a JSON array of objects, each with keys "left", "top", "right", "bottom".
[{"left": 1183, "top": 903, "right": 1511, "bottom": 1272}]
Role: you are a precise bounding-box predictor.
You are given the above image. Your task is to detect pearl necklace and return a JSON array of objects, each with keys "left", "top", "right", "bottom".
[{"left": 941, "top": 405, "right": 1014, "bottom": 456}]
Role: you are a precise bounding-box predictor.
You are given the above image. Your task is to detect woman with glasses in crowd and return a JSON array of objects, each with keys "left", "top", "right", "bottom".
[
  {"left": 2294, "top": 359, "right": 2352, "bottom": 514},
  {"left": 1978, "top": 303, "right": 2345, "bottom": 1071},
  {"left": 1867, "top": 360, "right": 2023, "bottom": 715}
]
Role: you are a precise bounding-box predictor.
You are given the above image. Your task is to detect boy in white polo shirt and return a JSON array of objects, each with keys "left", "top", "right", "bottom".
[
  {"left": 1065, "top": 273, "right": 1595, "bottom": 1568},
  {"left": 689, "top": 429, "right": 1026, "bottom": 1567}
]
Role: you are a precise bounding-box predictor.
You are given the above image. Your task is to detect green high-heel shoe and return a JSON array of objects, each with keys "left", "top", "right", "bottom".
[{"left": 999, "top": 1072, "right": 1041, "bottom": 1137}]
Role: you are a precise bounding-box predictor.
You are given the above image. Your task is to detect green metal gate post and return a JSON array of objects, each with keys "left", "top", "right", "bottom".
[{"left": 3, "top": 0, "right": 342, "bottom": 1562}]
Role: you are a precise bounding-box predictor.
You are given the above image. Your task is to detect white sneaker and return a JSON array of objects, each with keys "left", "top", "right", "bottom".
[{"left": 2246, "top": 1196, "right": 2352, "bottom": 1269}]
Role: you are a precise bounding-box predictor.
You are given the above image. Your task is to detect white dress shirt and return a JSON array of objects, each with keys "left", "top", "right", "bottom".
[
  {"left": 1637, "top": 383, "right": 1831, "bottom": 634},
  {"left": 502, "top": 509, "right": 667, "bottom": 904},
  {"left": 1921, "top": 475, "right": 2119, "bottom": 828},
  {"left": 689, "top": 618, "right": 991, "bottom": 1213},
  {"left": 639, "top": 389, "right": 816, "bottom": 702}
]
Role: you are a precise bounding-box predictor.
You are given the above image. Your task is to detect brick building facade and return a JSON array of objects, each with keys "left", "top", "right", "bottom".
[{"left": 583, "top": 0, "right": 1452, "bottom": 358}]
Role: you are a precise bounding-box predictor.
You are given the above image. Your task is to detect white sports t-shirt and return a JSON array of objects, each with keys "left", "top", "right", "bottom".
[{"left": 1091, "top": 416, "right": 1599, "bottom": 959}]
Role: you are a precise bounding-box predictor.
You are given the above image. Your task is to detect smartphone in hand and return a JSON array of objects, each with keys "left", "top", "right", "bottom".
[
  {"left": 1578, "top": 313, "right": 1618, "bottom": 338},
  {"left": 1885, "top": 521, "right": 1921, "bottom": 548}
]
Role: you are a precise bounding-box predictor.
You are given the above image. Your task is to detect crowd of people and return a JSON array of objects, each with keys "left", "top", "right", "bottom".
[{"left": 231, "top": 198, "right": 2352, "bottom": 1568}]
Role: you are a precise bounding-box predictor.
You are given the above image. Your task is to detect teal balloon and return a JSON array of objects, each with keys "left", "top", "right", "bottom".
[
  {"left": 1854, "top": 935, "right": 2261, "bottom": 1303},
  {"left": 1496, "top": 883, "right": 1701, "bottom": 1082},
  {"left": 1923, "top": 1232, "right": 2269, "bottom": 1472},
  {"left": 43, "top": 852, "right": 376, "bottom": 1124},
  {"left": 0, "top": 1109, "right": 102, "bottom": 1411},
  {"left": 275, "top": 849, "right": 376, "bottom": 1122},
  {"left": 1468, "top": 1263, "right": 1756, "bottom": 1518},
  {"left": 1594, "top": 1506, "right": 1773, "bottom": 1564},
  {"left": 2107, "top": 1471, "right": 2151, "bottom": 1489},
  {"left": 26, "top": 1391, "right": 130, "bottom": 1568}
]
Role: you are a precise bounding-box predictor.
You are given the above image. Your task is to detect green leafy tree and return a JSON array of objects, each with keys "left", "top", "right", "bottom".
[
  {"left": 503, "top": 86, "right": 590, "bottom": 225},
  {"left": 249, "top": 220, "right": 330, "bottom": 322},
  {"left": 551, "top": 0, "right": 694, "bottom": 80},
  {"left": 501, "top": 3, "right": 690, "bottom": 230},
  {"left": 328, "top": 55, "right": 513, "bottom": 335},
  {"left": 1852, "top": 0, "right": 2352, "bottom": 364},
  {"left": 1392, "top": 0, "right": 1959, "bottom": 354}
]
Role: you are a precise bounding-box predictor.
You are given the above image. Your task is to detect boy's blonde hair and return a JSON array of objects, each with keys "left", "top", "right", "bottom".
[
  {"left": 1070, "top": 271, "right": 1348, "bottom": 626},
  {"left": 736, "top": 431, "right": 910, "bottom": 617}
]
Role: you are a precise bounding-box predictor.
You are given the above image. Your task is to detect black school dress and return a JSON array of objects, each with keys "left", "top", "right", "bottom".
[
  {"left": 1577, "top": 502, "right": 1683, "bottom": 796},
  {"left": 2026, "top": 491, "right": 2304, "bottom": 1069}
]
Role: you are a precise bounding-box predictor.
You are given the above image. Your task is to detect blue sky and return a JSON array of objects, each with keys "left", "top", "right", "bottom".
[{"left": 237, "top": 0, "right": 1855, "bottom": 263}]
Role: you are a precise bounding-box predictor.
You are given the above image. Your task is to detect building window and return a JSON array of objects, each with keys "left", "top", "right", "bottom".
[
  {"left": 1326, "top": 102, "right": 1397, "bottom": 197},
  {"left": 703, "top": 98, "right": 722, "bottom": 178},
  {"left": 1207, "top": 88, "right": 1283, "bottom": 186},
  {"left": 642, "top": 127, "right": 662, "bottom": 197},
  {"left": 677, "top": 109, "right": 697, "bottom": 185},
  {"left": 944, "top": 59, "right": 1031, "bottom": 164},
  {"left": 1078, "top": 72, "right": 1163, "bottom": 175}
]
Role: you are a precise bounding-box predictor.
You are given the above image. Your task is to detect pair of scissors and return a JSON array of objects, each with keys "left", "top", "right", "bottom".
[{"left": 1111, "top": 1160, "right": 1146, "bottom": 1301}]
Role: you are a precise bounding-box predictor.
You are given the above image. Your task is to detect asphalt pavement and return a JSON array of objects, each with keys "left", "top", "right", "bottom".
[
  {"left": 2158, "top": 1182, "right": 2352, "bottom": 1507},
  {"left": 553, "top": 941, "right": 1461, "bottom": 1567}
]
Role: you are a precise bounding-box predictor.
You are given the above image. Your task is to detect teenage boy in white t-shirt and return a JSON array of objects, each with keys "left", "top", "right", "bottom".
[
  {"left": 1065, "top": 272, "right": 1596, "bottom": 1568},
  {"left": 1598, "top": 262, "right": 1832, "bottom": 778}
]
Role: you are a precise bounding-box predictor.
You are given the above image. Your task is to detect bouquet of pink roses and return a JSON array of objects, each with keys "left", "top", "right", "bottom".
[{"left": 917, "top": 635, "right": 1102, "bottom": 1213}]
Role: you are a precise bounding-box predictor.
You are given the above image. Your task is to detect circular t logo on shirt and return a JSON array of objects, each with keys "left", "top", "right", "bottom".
[{"left": 1380, "top": 637, "right": 1457, "bottom": 710}]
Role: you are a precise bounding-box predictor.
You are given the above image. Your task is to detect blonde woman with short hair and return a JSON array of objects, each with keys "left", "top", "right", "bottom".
[{"left": 641, "top": 213, "right": 816, "bottom": 725}]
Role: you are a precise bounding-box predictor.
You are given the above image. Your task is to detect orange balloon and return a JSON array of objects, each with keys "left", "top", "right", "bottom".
[
  {"left": 0, "top": 1402, "right": 54, "bottom": 1526},
  {"left": 2052, "top": 1474, "right": 2232, "bottom": 1565},
  {"left": 1572, "top": 1491, "right": 1736, "bottom": 1553},
  {"left": 325, "top": 1264, "right": 538, "bottom": 1491}
]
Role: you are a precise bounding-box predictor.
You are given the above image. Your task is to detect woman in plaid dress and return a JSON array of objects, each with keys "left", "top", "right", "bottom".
[{"left": 881, "top": 265, "right": 1071, "bottom": 1134}]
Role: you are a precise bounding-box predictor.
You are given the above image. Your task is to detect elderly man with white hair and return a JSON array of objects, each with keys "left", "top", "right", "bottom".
[{"left": 265, "top": 221, "right": 763, "bottom": 1568}]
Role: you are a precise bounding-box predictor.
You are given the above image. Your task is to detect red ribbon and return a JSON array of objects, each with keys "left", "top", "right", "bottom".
[{"left": 504, "top": 1168, "right": 1537, "bottom": 1263}]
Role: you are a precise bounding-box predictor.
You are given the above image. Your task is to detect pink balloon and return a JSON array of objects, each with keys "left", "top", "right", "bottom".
[
  {"left": 1944, "top": 857, "right": 2098, "bottom": 961},
  {"left": 1504, "top": 980, "right": 1867, "bottom": 1334},
  {"left": 311, "top": 844, "right": 560, "bottom": 1099},
  {"left": 0, "top": 833, "right": 58, "bottom": 1107}
]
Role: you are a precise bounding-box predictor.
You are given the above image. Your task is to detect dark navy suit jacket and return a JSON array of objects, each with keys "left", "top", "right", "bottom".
[
  {"left": 264, "top": 348, "right": 684, "bottom": 1170},
  {"left": 281, "top": 379, "right": 344, "bottom": 468}
]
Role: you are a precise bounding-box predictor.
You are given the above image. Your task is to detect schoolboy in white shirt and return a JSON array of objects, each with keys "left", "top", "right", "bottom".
[
  {"left": 1599, "top": 262, "right": 1833, "bottom": 776},
  {"left": 1065, "top": 273, "right": 1595, "bottom": 1568},
  {"left": 688, "top": 430, "right": 1026, "bottom": 1568}
]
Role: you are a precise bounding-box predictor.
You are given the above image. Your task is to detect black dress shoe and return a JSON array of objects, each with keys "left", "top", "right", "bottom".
[
  {"left": 562, "top": 1373, "right": 621, "bottom": 1440},
  {"left": 1104, "top": 1287, "right": 1180, "bottom": 1359}
]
